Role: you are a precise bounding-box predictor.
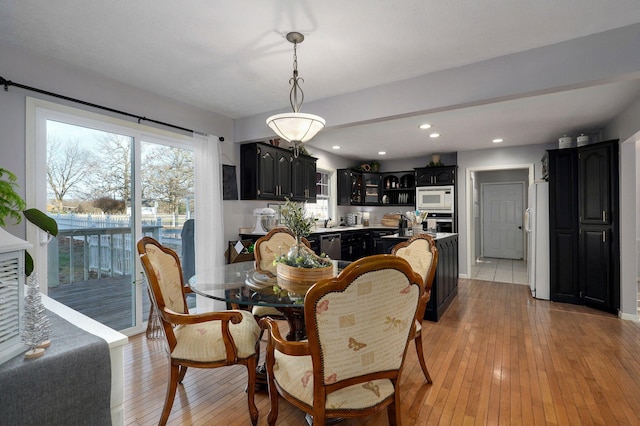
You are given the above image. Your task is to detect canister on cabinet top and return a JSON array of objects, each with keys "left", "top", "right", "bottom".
[
  {"left": 577, "top": 134, "right": 590, "bottom": 146},
  {"left": 559, "top": 136, "right": 573, "bottom": 149}
]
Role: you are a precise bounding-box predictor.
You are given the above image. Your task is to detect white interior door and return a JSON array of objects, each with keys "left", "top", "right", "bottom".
[{"left": 482, "top": 182, "right": 524, "bottom": 259}]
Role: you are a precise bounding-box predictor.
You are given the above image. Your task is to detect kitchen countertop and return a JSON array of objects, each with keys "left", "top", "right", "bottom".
[
  {"left": 311, "top": 225, "right": 398, "bottom": 233},
  {"left": 378, "top": 232, "right": 458, "bottom": 240}
]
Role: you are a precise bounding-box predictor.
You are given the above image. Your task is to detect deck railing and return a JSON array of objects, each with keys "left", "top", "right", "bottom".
[{"left": 48, "top": 225, "right": 168, "bottom": 287}]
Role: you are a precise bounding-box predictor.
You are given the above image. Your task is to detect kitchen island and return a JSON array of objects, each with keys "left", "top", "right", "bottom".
[
  {"left": 373, "top": 232, "right": 459, "bottom": 322},
  {"left": 238, "top": 227, "right": 458, "bottom": 321}
]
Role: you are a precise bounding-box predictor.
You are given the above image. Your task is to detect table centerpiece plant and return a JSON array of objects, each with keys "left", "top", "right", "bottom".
[{"left": 273, "top": 198, "right": 333, "bottom": 297}]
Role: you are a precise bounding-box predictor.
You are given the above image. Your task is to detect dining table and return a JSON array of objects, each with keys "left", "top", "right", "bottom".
[{"left": 188, "top": 259, "right": 351, "bottom": 341}]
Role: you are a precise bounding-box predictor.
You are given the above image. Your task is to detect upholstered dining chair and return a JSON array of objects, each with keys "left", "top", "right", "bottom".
[
  {"left": 260, "top": 254, "right": 424, "bottom": 425},
  {"left": 252, "top": 227, "right": 312, "bottom": 323},
  {"left": 391, "top": 233, "right": 439, "bottom": 383},
  {"left": 253, "top": 226, "right": 311, "bottom": 277},
  {"left": 137, "top": 237, "right": 260, "bottom": 426}
]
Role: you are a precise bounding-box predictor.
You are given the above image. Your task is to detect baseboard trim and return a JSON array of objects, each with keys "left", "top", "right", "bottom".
[{"left": 619, "top": 311, "right": 640, "bottom": 322}]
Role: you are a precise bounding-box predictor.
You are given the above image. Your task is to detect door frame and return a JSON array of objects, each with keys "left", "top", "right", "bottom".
[
  {"left": 464, "top": 164, "right": 534, "bottom": 278},
  {"left": 480, "top": 181, "right": 525, "bottom": 259}
]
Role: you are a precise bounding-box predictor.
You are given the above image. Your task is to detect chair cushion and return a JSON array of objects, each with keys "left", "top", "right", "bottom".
[
  {"left": 273, "top": 350, "right": 395, "bottom": 410},
  {"left": 251, "top": 305, "right": 284, "bottom": 318},
  {"left": 172, "top": 310, "right": 260, "bottom": 362},
  {"left": 395, "top": 241, "right": 433, "bottom": 282}
]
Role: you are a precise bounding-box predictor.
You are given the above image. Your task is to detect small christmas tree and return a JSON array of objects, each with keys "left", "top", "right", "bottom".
[{"left": 22, "top": 273, "right": 51, "bottom": 358}]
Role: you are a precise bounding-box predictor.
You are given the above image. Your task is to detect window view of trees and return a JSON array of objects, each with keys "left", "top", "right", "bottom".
[
  {"left": 44, "top": 119, "right": 195, "bottom": 331},
  {"left": 46, "top": 121, "right": 194, "bottom": 219}
]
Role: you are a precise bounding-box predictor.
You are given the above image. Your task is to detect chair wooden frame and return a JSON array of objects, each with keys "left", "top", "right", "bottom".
[
  {"left": 392, "top": 233, "right": 439, "bottom": 383},
  {"left": 260, "top": 254, "right": 424, "bottom": 425},
  {"left": 137, "top": 237, "right": 259, "bottom": 426}
]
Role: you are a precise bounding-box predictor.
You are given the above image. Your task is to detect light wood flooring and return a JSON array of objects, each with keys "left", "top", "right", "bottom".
[{"left": 123, "top": 278, "right": 640, "bottom": 425}]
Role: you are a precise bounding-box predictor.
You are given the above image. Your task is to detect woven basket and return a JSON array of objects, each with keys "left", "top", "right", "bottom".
[{"left": 276, "top": 262, "right": 334, "bottom": 296}]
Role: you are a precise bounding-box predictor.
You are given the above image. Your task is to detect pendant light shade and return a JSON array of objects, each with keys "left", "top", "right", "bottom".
[
  {"left": 266, "top": 32, "right": 325, "bottom": 157},
  {"left": 266, "top": 112, "right": 325, "bottom": 144}
]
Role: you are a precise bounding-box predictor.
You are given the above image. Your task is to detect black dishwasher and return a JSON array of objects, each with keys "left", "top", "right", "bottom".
[{"left": 320, "top": 233, "right": 342, "bottom": 260}]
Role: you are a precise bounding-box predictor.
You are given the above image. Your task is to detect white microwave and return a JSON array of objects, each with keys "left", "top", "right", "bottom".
[{"left": 416, "top": 185, "right": 454, "bottom": 212}]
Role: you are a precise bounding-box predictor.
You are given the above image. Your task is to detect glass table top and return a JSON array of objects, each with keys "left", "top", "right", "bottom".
[{"left": 188, "top": 260, "right": 350, "bottom": 309}]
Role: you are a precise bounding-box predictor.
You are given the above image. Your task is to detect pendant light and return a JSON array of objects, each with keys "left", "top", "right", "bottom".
[{"left": 266, "top": 32, "right": 325, "bottom": 157}]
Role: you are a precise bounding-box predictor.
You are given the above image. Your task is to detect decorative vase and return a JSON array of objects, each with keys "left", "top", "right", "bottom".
[{"left": 286, "top": 237, "right": 306, "bottom": 263}]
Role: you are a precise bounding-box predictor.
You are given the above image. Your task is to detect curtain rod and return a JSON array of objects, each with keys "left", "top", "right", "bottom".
[{"left": 1, "top": 75, "right": 196, "bottom": 134}]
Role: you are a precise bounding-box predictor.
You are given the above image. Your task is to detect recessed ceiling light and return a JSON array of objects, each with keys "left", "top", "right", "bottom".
[
  {"left": 429, "top": 133, "right": 440, "bottom": 138},
  {"left": 419, "top": 123, "right": 432, "bottom": 130},
  {"left": 332, "top": 145, "right": 341, "bottom": 150},
  {"left": 492, "top": 138, "right": 503, "bottom": 143},
  {"left": 378, "top": 151, "right": 386, "bottom": 155}
]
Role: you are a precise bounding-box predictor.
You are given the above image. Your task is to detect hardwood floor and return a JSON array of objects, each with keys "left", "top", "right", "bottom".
[{"left": 123, "top": 278, "right": 640, "bottom": 425}]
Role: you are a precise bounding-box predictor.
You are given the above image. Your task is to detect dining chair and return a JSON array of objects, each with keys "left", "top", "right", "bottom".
[
  {"left": 260, "top": 254, "right": 423, "bottom": 425},
  {"left": 253, "top": 226, "right": 311, "bottom": 277},
  {"left": 137, "top": 236, "right": 260, "bottom": 426},
  {"left": 391, "top": 233, "right": 439, "bottom": 383}
]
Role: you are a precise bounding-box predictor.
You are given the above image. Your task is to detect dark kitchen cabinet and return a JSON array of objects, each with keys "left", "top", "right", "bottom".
[
  {"left": 337, "top": 170, "right": 382, "bottom": 205},
  {"left": 548, "top": 139, "right": 619, "bottom": 313},
  {"left": 578, "top": 143, "right": 614, "bottom": 225},
  {"left": 362, "top": 173, "right": 381, "bottom": 205},
  {"left": 340, "top": 230, "right": 369, "bottom": 261},
  {"left": 241, "top": 142, "right": 316, "bottom": 201},
  {"left": 381, "top": 172, "right": 415, "bottom": 206},
  {"left": 415, "top": 166, "right": 456, "bottom": 186},
  {"left": 548, "top": 148, "right": 580, "bottom": 304},
  {"left": 291, "top": 155, "right": 317, "bottom": 202},
  {"left": 337, "top": 169, "right": 363, "bottom": 205},
  {"left": 337, "top": 169, "right": 352, "bottom": 205}
]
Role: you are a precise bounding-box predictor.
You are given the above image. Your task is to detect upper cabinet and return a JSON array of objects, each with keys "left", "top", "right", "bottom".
[
  {"left": 291, "top": 155, "right": 317, "bottom": 202},
  {"left": 381, "top": 172, "right": 415, "bottom": 206},
  {"left": 362, "top": 173, "right": 381, "bottom": 205},
  {"left": 415, "top": 166, "right": 456, "bottom": 186},
  {"left": 337, "top": 169, "right": 364, "bottom": 205},
  {"left": 337, "top": 170, "right": 382, "bottom": 206},
  {"left": 578, "top": 143, "right": 615, "bottom": 226},
  {"left": 241, "top": 142, "right": 316, "bottom": 201}
]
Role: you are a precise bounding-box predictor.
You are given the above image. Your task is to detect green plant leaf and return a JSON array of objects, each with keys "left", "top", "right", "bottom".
[
  {"left": 23, "top": 208, "right": 58, "bottom": 236},
  {"left": 0, "top": 167, "right": 27, "bottom": 227},
  {"left": 25, "top": 251, "right": 34, "bottom": 277}
]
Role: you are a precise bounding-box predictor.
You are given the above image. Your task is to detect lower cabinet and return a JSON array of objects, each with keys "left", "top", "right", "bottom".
[
  {"left": 340, "top": 230, "right": 369, "bottom": 261},
  {"left": 372, "top": 234, "right": 459, "bottom": 321}
]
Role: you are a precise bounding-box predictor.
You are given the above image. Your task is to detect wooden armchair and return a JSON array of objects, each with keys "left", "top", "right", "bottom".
[
  {"left": 260, "top": 254, "right": 423, "bottom": 425},
  {"left": 137, "top": 237, "right": 260, "bottom": 426},
  {"left": 392, "top": 233, "right": 439, "bottom": 383}
]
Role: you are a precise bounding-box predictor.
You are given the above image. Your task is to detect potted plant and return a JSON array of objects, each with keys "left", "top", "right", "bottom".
[
  {"left": 274, "top": 198, "right": 332, "bottom": 295},
  {"left": 0, "top": 167, "right": 58, "bottom": 276}
]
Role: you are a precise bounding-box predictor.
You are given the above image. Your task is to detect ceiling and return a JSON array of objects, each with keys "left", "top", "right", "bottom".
[{"left": 3, "top": 1, "right": 640, "bottom": 160}]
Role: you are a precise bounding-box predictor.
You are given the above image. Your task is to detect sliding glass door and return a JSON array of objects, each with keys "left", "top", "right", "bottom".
[{"left": 30, "top": 99, "right": 194, "bottom": 334}]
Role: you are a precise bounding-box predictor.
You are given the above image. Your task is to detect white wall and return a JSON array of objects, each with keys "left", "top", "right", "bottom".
[
  {"left": 457, "top": 143, "right": 556, "bottom": 277},
  {"left": 603, "top": 94, "right": 640, "bottom": 318},
  {"left": 0, "top": 42, "right": 234, "bottom": 242}
]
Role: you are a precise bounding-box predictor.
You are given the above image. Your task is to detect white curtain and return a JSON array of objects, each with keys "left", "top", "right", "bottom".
[{"left": 193, "top": 133, "right": 226, "bottom": 310}]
